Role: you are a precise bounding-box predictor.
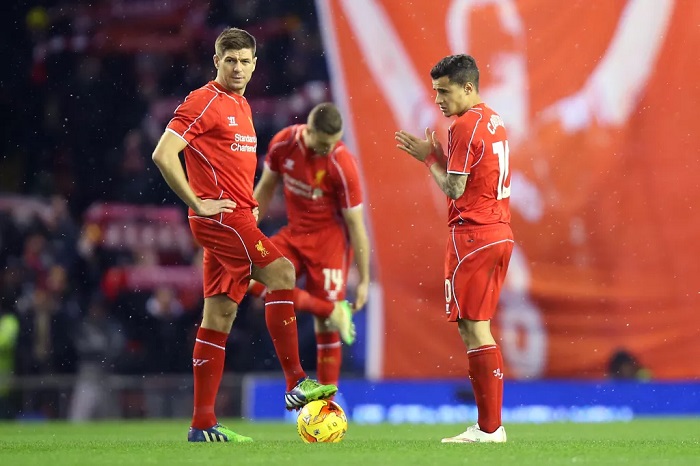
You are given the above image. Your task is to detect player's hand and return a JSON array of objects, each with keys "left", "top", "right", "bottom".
[
  {"left": 252, "top": 206, "right": 260, "bottom": 223},
  {"left": 425, "top": 128, "right": 445, "bottom": 161},
  {"left": 353, "top": 281, "right": 369, "bottom": 312},
  {"left": 395, "top": 128, "right": 433, "bottom": 162},
  {"left": 193, "top": 198, "right": 237, "bottom": 216}
]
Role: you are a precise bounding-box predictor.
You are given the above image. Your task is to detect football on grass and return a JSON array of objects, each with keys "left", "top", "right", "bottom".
[{"left": 296, "top": 399, "right": 348, "bottom": 443}]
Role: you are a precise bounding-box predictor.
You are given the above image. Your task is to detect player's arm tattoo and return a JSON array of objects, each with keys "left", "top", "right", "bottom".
[
  {"left": 429, "top": 166, "right": 468, "bottom": 200},
  {"left": 444, "top": 173, "right": 468, "bottom": 199}
]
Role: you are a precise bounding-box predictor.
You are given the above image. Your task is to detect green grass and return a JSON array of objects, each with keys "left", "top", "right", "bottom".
[{"left": 0, "top": 419, "right": 698, "bottom": 465}]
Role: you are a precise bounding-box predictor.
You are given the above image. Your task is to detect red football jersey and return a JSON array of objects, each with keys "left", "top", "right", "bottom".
[
  {"left": 446, "top": 103, "right": 511, "bottom": 226},
  {"left": 166, "top": 81, "right": 258, "bottom": 212},
  {"left": 265, "top": 125, "right": 363, "bottom": 233}
]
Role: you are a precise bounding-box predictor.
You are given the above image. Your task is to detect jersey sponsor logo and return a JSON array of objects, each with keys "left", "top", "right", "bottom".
[
  {"left": 282, "top": 173, "right": 320, "bottom": 200},
  {"left": 230, "top": 133, "right": 257, "bottom": 153},
  {"left": 283, "top": 159, "right": 295, "bottom": 170},
  {"left": 227, "top": 116, "right": 238, "bottom": 126},
  {"left": 255, "top": 240, "right": 269, "bottom": 257}
]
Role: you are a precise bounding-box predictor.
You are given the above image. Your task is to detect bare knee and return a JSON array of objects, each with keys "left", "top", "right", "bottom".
[
  {"left": 277, "top": 259, "right": 296, "bottom": 288},
  {"left": 216, "top": 301, "right": 238, "bottom": 320},
  {"left": 314, "top": 316, "right": 332, "bottom": 333},
  {"left": 457, "top": 319, "right": 495, "bottom": 350},
  {"left": 202, "top": 295, "right": 238, "bottom": 333},
  {"left": 255, "top": 257, "right": 296, "bottom": 290}
]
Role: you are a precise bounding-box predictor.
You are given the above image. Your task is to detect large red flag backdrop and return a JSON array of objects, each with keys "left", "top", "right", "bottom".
[{"left": 316, "top": 0, "right": 700, "bottom": 379}]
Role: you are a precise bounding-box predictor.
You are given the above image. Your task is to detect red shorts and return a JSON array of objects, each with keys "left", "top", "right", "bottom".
[
  {"left": 271, "top": 224, "right": 352, "bottom": 301},
  {"left": 189, "top": 209, "right": 283, "bottom": 304},
  {"left": 444, "top": 223, "right": 514, "bottom": 321}
]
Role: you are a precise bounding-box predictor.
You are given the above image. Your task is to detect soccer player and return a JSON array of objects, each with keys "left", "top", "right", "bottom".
[
  {"left": 395, "top": 54, "right": 513, "bottom": 443},
  {"left": 248, "top": 102, "right": 370, "bottom": 389},
  {"left": 151, "top": 27, "right": 352, "bottom": 443}
]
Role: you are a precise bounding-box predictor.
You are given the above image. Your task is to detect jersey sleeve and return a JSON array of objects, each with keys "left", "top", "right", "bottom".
[
  {"left": 447, "top": 114, "right": 483, "bottom": 175},
  {"left": 166, "top": 90, "right": 219, "bottom": 144},
  {"left": 332, "top": 149, "right": 363, "bottom": 209},
  {"left": 265, "top": 127, "right": 294, "bottom": 173}
]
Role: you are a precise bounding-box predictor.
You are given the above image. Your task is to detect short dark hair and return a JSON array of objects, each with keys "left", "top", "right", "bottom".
[
  {"left": 215, "top": 27, "right": 256, "bottom": 57},
  {"left": 308, "top": 103, "right": 343, "bottom": 134},
  {"left": 430, "top": 54, "right": 479, "bottom": 91}
]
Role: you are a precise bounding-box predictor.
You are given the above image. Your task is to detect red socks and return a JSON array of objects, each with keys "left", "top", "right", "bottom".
[
  {"left": 249, "top": 281, "right": 334, "bottom": 319},
  {"left": 191, "top": 327, "right": 228, "bottom": 429},
  {"left": 265, "top": 289, "right": 306, "bottom": 390},
  {"left": 496, "top": 349, "right": 504, "bottom": 416},
  {"left": 467, "top": 345, "right": 504, "bottom": 433},
  {"left": 316, "top": 331, "right": 342, "bottom": 387}
]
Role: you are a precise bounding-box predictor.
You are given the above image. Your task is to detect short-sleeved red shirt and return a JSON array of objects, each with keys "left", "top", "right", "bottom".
[
  {"left": 166, "top": 81, "right": 258, "bottom": 213},
  {"left": 264, "top": 124, "right": 363, "bottom": 233},
  {"left": 446, "top": 103, "right": 511, "bottom": 226}
]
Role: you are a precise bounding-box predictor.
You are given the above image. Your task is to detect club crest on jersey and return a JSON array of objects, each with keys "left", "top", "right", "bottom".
[
  {"left": 311, "top": 170, "right": 326, "bottom": 200},
  {"left": 227, "top": 116, "right": 238, "bottom": 126},
  {"left": 314, "top": 170, "right": 326, "bottom": 186},
  {"left": 283, "top": 159, "right": 295, "bottom": 170},
  {"left": 255, "top": 240, "right": 269, "bottom": 257}
]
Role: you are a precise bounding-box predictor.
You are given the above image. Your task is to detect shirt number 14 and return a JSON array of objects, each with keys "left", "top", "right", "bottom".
[{"left": 493, "top": 140, "right": 511, "bottom": 200}]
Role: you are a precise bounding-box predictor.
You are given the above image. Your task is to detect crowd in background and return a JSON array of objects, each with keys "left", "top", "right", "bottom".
[{"left": 0, "top": 0, "right": 346, "bottom": 419}]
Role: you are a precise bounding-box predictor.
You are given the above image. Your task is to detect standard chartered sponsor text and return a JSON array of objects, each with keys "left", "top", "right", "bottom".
[
  {"left": 230, "top": 133, "right": 258, "bottom": 153},
  {"left": 282, "top": 173, "right": 315, "bottom": 199}
]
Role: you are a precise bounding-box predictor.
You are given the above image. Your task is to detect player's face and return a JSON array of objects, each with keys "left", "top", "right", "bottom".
[
  {"left": 432, "top": 76, "right": 472, "bottom": 117},
  {"left": 305, "top": 128, "right": 343, "bottom": 155},
  {"left": 214, "top": 48, "right": 256, "bottom": 95}
]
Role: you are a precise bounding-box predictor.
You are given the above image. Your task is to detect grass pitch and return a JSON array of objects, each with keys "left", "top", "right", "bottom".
[{"left": 0, "top": 418, "right": 698, "bottom": 465}]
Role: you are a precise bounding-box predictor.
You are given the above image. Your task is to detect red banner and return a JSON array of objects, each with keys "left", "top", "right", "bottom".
[
  {"left": 317, "top": 0, "right": 700, "bottom": 379},
  {"left": 83, "top": 202, "right": 194, "bottom": 255}
]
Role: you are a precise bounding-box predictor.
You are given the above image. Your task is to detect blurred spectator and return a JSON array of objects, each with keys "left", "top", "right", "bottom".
[
  {"left": 607, "top": 349, "right": 652, "bottom": 380},
  {"left": 68, "top": 293, "right": 124, "bottom": 421},
  {"left": 43, "top": 196, "right": 79, "bottom": 270},
  {"left": 142, "top": 286, "right": 195, "bottom": 417},
  {"left": 0, "top": 307, "right": 20, "bottom": 418},
  {"left": 0, "top": 258, "right": 26, "bottom": 313},
  {"left": 107, "top": 129, "right": 175, "bottom": 206},
  {"left": 16, "top": 265, "right": 80, "bottom": 377},
  {"left": 144, "top": 286, "right": 194, "bottom": 374},
  {"left": 22, "top": 232, "right": 52, "bottom": 286}
]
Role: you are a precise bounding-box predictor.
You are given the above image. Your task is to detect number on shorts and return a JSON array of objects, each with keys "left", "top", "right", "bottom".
[
  {"left": 444, "top": 279, "right": 452, "bottom": 316},
  {"left": 492, "top": 140, "right": 511, "bottom": 200},
  {"left": 322, "top": 268, "right": 344, "bottom": 292}
]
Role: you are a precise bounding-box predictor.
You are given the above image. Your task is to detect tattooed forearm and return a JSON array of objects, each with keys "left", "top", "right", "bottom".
[
  {"left": 444, "top": 173, "right": 467, "bottom": 199},
  {"left": 429, "top": 166, "right": 467, "bottom": 200}
]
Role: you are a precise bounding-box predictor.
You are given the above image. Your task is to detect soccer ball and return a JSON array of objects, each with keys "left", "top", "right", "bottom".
[{"left": 296, "top": 399, "right": 348, "bottom": 443}]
